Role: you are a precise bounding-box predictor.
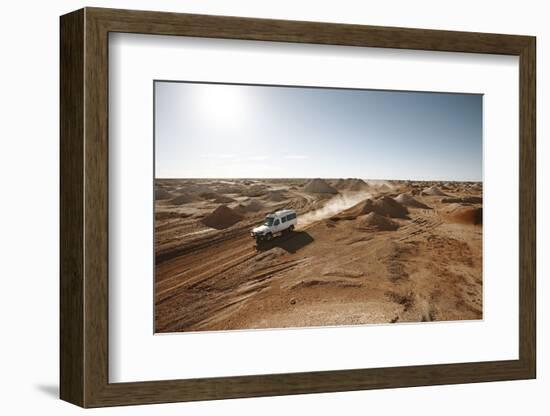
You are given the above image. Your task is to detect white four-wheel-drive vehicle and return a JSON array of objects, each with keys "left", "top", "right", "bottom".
[{"left": 251, "top": 209, "right": 297, "bottom": 242}]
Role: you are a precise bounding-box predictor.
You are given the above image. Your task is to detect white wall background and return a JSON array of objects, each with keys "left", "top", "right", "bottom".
[{"left": 0, "top": 0, "right": 545, "bottom": 414}]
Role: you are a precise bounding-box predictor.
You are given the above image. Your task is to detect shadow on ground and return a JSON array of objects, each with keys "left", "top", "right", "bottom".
[{"left": 256, "top": 231, "right": 314, "bottom": 253}]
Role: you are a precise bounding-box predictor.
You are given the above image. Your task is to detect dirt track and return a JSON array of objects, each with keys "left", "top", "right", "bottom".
[{"left": 154, "top": 179, "right": 482, "bottom": 332}]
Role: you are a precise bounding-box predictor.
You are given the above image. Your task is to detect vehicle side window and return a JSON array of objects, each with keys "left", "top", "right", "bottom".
[
  {"left": 274, "top": 219, "right": 280, "bottom": 226},
  {"left": 288, "top": 213, "right": 296, "bottom": 220},
  {"left": 281, "top": 217, "right": 287, "bottom": 223}
]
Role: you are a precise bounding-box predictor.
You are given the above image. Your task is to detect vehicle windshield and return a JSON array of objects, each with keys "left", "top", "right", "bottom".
[{"left": 264, "top": 217, "right": 274, "bottom": 226}]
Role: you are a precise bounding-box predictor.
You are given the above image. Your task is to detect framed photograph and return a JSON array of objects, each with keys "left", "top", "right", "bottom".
[{"left": 60, "top": 7, "right": 536, "bottom": 407}]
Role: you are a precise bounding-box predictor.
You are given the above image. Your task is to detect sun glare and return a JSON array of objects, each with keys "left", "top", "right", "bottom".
[{"left": 194, "top": 84, "right": 247, "bottom": 128}]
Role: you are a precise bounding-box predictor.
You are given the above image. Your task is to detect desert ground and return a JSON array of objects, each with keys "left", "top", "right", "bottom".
[{"left": 154, "top": 178, "right": 482, "bottom": 333}]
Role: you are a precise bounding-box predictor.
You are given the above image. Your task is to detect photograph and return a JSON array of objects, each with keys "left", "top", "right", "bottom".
[{"left": 154, "top": 81, "right": 483, "bottom": 333}]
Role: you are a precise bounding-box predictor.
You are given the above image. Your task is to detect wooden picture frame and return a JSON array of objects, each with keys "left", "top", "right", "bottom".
[{"left": 60, "top": 7, "right": 536, "bottom": 408}]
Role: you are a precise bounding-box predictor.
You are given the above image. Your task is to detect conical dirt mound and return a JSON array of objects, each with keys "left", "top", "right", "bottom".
[
  {"left": 334, "top": 196, "right": 409, "bottom": 220},
  {"left": 266, "top": 190, "right": 286, "bottom": 201},
  {"left": 445, "top": 205, "right": 482, "bottom": 225},
  {"left": 234, "top": 200, "right": 264, "bottom": 214},
  {"left": 357, "top": 212, "right": 399, "bottom": 231},
  {"left": 421, "top": 186, "right": 448, "bottom": 196},
  {"left": 304, "top": 178, "right": 338, "bottom": 194},
  {"left": 201, "top": 205, "right": 243, "bottom": 229},
  {"left": 334, "top": 178, "right": 370, "bottom": 192},
  {"left": 169, "top": 193, "right": 195, "bottom": 205},
  {"left": 395, "top": 193, "right": 431, "bottom": 209},
  {"left": 441, "top": 196, "right": 482, "bottom": 204}
]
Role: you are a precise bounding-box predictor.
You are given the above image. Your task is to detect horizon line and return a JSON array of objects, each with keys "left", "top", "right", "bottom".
[{"left": 155, "top": 176, "right": 483, "bottom": 183}]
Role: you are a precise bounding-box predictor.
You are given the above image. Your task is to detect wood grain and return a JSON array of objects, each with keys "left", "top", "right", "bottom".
[
  {"left": 59, "top": 8, "right": 84, "bottom": 406},
  {"left": 60, "top": 7, "right": 537, "bottom": 408},
  {"left": 519, "top": 38, "right": 536, "bottom": 375}
]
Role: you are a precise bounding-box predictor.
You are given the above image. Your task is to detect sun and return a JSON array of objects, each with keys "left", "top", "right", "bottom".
[{"left": 194, "top": 84, "right": 247, "bottom": 128}]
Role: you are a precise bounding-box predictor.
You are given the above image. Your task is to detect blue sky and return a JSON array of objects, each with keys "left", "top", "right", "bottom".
[{"left": 155, "top": 81, "right": 482, "bottom": 181}]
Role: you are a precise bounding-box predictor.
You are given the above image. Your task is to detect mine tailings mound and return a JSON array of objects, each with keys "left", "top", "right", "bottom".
[
  {"left": 169, "top": 192, "right": 195, "bottom": 205},
  {"left": 304, "top": 178, "right": 338, "bottom": 194},
  {"left": 265, "top": 190, "right": 286, "bottom": 201},
  {"left": 444, "top": 204, "right": 482, "bottom": 225},
  {"left": 201, "top": 205, "right": 243, "bottom": 229},
  {"left": 234, "top": 200, "right": 264, "bottom": 214},
  {"left": 213, "top": 195, "right": 236, "bottom": 203},
  {"left": 198, "top": 192, "right": 236, "bottom": 203},
  {"left": 441, "top": 196, "right": 482, "bottom": 204},
  {"left": 333, "top": 196, "right": 409, "bottom": 220},
  {"left": 357, "top": 212, "right": 399, "bottom": 231},
  {"left": 243, "top": 185, "right": 267, "bottom": 197},
  {"left": 334, "top": 178, "right": 370, "bottom": 192},
  {"left": 377, "top": 183, "right": 392, "bottom": 192},
  {"left": 421, "top": 186, "right": 449, "bottom": 196},
  {"left": 395, "top": 193, "right": 431, "bottom": 209},
  {"left": 199, "top": 191, "right": 220, "bottom": 200}
]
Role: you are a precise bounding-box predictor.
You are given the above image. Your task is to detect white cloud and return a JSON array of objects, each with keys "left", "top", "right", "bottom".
[{"left": 284, "top": 154, "right": 309, "bottom": 160}]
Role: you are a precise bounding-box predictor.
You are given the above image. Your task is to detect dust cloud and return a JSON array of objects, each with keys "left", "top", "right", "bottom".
[{"left": 298, "top": 192, "right": 371, "bottom": 227}]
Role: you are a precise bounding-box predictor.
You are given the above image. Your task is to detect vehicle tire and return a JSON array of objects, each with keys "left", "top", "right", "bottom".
[
  {"left": 289, "top": 225, "right": 294, "bottom": 232},
  {"left": 265, "top": 232, "right": 272, "bottom": 241}
]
